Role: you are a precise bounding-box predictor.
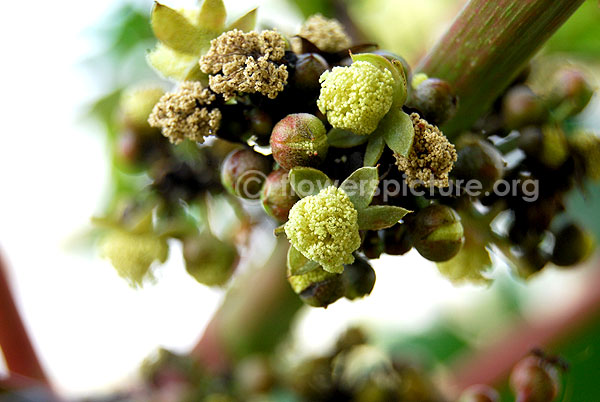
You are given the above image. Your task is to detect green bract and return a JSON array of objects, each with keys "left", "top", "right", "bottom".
[
  {"left": 281, "top": 167, "right": 411, "bottom": 275},
  {"left": 148, "top": 0, "right": 257, "bottom": 82},
  {"left": 317, "top": 61, "right": 394, "bottom": 135}
]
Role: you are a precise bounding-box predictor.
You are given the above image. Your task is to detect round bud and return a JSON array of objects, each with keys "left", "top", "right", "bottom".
[
  {"left": 412, "top": 205, "right": 464, "bottom": 262},
  {"left": 292, "top": 53, "right": 329, "bottom": 95},
  {"left": 551, "top": 222, "right": 594, "bottom": 267},
  {"left": 510, "top": 355, "right": 559, "bottom": 402},
  {"left": 549, "top": 68, "right": 594, "bottom": 117},
  {"left": 245, "top": 108, "right": 273, "bottom": 145},
  {"left": 182, "top": 234, "right": 238, "bottom": 286},
  {"left": 260, "top": 169, "right": 300, "bottom": 222},
  {"left": 452, "top": 138, "right": 504, "bottom": 193},
  {"left": 342, "top": 256, "right": 376, "bottom": 300},
  {"left": 220, "top": 149, "right": 271, "bottom": 199},
  {"left": 299, "top": 274, "right": 345, "bottom": 308},
  {"left": 502, "top": 85, "right": 546, "bottom": 129},
  {"left": 383, "top": 224, "right": 413, "bottom": 255},
  {"left": 361, "top": 230, "right": 384, "bottom": 259},
  {"left": 270, "top": 113, "right": 328, "bottom": 169},
  {"left": 458, "top": 384, "right": 500, "bottom": 402},
  {"left": 408, "top": 78, "right": 458, "bottom": 126}
]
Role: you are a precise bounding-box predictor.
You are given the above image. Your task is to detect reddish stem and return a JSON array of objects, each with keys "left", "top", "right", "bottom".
[{"left": 0, "top": 249, "right": 49, "bottom": 388}]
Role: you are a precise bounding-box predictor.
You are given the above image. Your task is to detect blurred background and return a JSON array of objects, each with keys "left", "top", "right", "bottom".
[{"left": 1, "top": 0, "right": 599, "bottom": 400}]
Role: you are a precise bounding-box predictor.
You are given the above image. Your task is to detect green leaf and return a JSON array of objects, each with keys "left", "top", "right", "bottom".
[
  {"left": 327, "top": 128, "right": 369, "bottom": 148},
  {"left": 198, "top": 0, "right": 227, "bottom": 31},
  {"left": 376, "top": 108, "right": 415, "bottom": 157},
  {"left": 351, "top": 53, "right": 407, "bottom": 107},
  {"left": 357, "top": 206, "right": 411, "bottom": 230},
  {"left": 288, "top": 167, "right": 332, "bottom": 198},
  {"left": 147, "top": 44, "right": 206, "bottom": 82},
  {"left": 364, "top": 134, "right": 385, "bottom": 167},
  {"left": 228, "top": 8, "right": 257, "bottom": 32},
  {"left": 151, "top": 3, "right": 204, "bottom": 55},
  {"left": 288, "top": 246, "right": 320, "bottom": 275},
  {"left": 340, "top": 167, "right": 379, "bottom": 211}
]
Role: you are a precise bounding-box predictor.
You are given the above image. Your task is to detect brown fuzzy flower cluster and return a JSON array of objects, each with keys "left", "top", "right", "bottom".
[
  {"left": 148, "top": 82, "right": 221, "bottom": 144},
  {"left": 296, "top": 14, "right": 351, "bottom": 53},
  {"left": 395, "top": 113, "right": 457, "bottom": 188},
  {"left": 199, "top": 29, "right": 288, "bottom": 100}
]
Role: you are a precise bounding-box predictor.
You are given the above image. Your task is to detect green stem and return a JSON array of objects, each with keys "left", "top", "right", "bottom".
[{"left": 417, "top": 0, "right": 585, "bottom": 138}]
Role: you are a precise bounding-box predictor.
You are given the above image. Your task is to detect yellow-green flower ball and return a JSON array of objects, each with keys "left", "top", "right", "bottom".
[
  {"left": 285, "top": 186, "right": 361, "bottom": 273},
  {"left": 317, "top": 61, "right": 394, "bottom": 135}
]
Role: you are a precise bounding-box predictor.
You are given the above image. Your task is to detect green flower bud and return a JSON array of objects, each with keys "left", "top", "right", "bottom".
[
  {"left": 260, "top": 169, "right": 300, "bottom": 222},
  {"left": 270, "top": 113, "right": 328, "bottom": 169},
  {"left": 502, "top": 85, "right": 546, "bottom": 129},
  {"left": 548, "top": 68, "right": 594, "bottom": 117},
  {"left": 510, "top": 355, "right": 559, "bottom": 402},
  {"left": 120, "top": 87, "right": 165, "bottom": 135},
  {"left": 288, "top": 266, "right": 344, "bottom": 308},
  {"left": 100, "top": 230, "right": 168, "bottom": 287},
  {"left": 183, "top": 233, "right": 238, "bottom": 286},
  {"left": 412, "top": 205, "right": 464, "bottom": 262},
  {"left": 408, "top": 78, "right": 458, "bottom": 126},
  {"left": 383, "top": 223, "right": 413, "bottom": 256},
  {"left": 551, "top": 223, "right": 594, "bottom": 267},
  {"left": 342, "top": 256, "right": 376, "bottom": 300},
  {"left": 221, "top": 149, "right": 272, "bottom": 199},
  {"left": 292, "top": 53, "right": 329, "bottom": 95},
  {"left": 452, "top": 137, "right": 505, "bottom": 193},
  {"left": 458, "top": 385, "right": 500, "bottom": 402}
]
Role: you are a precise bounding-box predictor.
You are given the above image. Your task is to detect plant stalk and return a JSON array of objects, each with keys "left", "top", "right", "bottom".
[{"left": 418, "top": 0, "right": 585, "bottom": 138}]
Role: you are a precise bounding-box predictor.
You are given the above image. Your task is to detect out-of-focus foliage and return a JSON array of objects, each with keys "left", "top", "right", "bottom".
[{"left": 543, "top": 0, "right": 600, "bottom": 58}]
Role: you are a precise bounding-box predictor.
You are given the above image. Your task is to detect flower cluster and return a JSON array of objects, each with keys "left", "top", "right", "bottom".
[
  {"left": 394, "top": 113, "right": 457, "bottom": 187},
  {"left": 285, "top": 186, "right": 361, "bottom": 273},
  {"left": 296, "top": 14, "right": 351, "bottom": 53},
  {"left": 317, "top": 61, "right": 394, "bottom": 135},
  {"left": 148, "top": 81, "right": 221, "bottom": 144},
  {"left": 199, "top": 29, "right": 288, "bottom": 100}
]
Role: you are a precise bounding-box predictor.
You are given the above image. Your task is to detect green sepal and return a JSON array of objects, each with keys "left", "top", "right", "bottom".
[
  {"left": 228, "top": 8, "right": 257, "bottom": 32},
  {"left": 351, "top": 52, "right": 407, "bottom": 107},
  {"left": 198, "top": 0, "right": 227, "bottom": 31},
  {"left": 340, "top": 167, "right": 379, "bottom": 211},
  {"left": 151, "top": 3, "right": 205, "bottom": 55},
  {"left": 274, "top": 224, "right": 286, "bottom": 236},
  {"left": 328, "top": 128, "right": 369, "bottom": 148},
  {"left": 364, "top": 134, "right": 385, "bottom": 167},
  {"left": 147, "top": 44, "right": 207, "bottom": 82},
  {"left": 375, "top": 108, "right": 414, "bottom": 157},
  {"left": 357, "top": 206, "right": 411, "bottom": 230},
  {"left": 288, "top": 167, "right": 332, "bottom": 198},
  {"left": 287, "top": 245, "right": 320, "bottom": 276}
]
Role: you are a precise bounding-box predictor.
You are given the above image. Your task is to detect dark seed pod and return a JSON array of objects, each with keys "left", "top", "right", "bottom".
[
  {"left": 551, "top": 222, "right": 594, "bottom": 267},
  {"left": 383, "top": 223, "right": 413, "bottom": 256},
  {"left": 361, "top": 230, "right": 384, "bottom": 259},
  {"left": 452, "top": 137, "right": 505, "bottom": 193},
  {"left": 510, "top": 355, "right": 560, "bottom": 402},
  {"left": 246, "top": 108, "right": 274, "bottom": 145},
  {"left": 270, "top": 113, "right": 328, "bottom": 169},
  {"left": 342, "top": 256, "right": 376, "bottom": 300},
  {"left": 502, "top": 85, "right": 547, "bottom": 129},
  {"left": 299, "top": 275, "right": 345, "bottom": 308},
  {"left": 412, "top": 205, "right": 464, "bottom": 262},
  {"left": 458, "top": 384, "right": 500, "bottom": 402},
  {"left": 408, "top": 78, "right": 458, "bottom": 126},
  {"left": 221, "top": 149, "right": 272, "bottom": 199},
  {"left": 292, "top": 53, "right": 329, "bottom": 95},
  {"left": 261, "top": 169, "right": 299, "bottom": 222}
]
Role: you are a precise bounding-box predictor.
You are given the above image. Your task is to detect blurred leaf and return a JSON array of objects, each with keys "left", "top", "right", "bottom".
[
  {"left": 340, "top": 167, "right": 379, "bottom": 210},
  {"left": 288, "top": 0, "right": 334, "bottom": 18},
  {"left": 544, "top": 0, "right": 600, "bottom": 58},
  {"left": 228, "top": 8, "right": 258, "bottom": 32},
  {"left": 147, "top": 43, "right": 207, "bottom": 82},
  {"left": 198, "top": 0, "right": 227, "bottom": 31}
]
